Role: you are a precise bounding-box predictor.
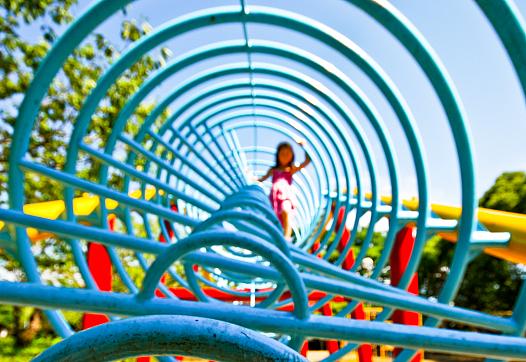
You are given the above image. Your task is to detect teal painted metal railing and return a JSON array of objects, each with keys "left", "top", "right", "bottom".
[{"left": 1, "top": 0, "right": 526, "bottom": 360}]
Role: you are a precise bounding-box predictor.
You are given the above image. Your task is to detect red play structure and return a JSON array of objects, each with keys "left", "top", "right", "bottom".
[{"left": 82, "top": 204, "right": 421, "bottom": 362}]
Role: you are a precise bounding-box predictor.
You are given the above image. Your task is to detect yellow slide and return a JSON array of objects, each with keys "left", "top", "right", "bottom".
[
  {"left": 0, "top": 187, "right": 159, "bottom": 242},
  {"left": 374, "top": 194, "right": 526, "bottom": 265}
]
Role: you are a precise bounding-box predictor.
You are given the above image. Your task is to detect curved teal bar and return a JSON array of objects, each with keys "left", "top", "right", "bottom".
[{"left": 0, "top": 1, "right": 525, "bottom": 361}]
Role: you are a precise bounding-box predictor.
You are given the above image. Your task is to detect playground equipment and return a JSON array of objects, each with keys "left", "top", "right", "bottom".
[{"left": 1, "top": 0, "right": 526, "bottom": 360}]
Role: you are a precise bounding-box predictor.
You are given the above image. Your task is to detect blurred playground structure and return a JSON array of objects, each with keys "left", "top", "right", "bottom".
[{"left": 1, "top": 0, "right": 526, "bottom": 361}]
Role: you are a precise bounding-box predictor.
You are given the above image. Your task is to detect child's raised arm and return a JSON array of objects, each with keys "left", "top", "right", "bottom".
[{"left": 293, "top": 139, "right": 311, "bottom": 174}]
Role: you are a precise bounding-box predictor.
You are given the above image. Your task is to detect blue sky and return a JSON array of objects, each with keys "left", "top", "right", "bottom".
[{"left": 18, "top": 0, "right": 526, "bottom": 206}]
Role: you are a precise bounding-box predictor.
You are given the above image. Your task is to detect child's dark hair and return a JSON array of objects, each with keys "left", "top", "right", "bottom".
[{"left": 275, "top": 142, "right": 295, "bottom": 168}]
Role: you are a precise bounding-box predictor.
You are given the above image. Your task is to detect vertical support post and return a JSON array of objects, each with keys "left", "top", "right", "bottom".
[
  {"left": 81, "top": 217, "right": 114, "bottom": 329},
  {"left": 337, "top": 207, "right": 373, "bottom": 362},
  {"left": 145, "top": 201, "right": 182, "bottom": 362},
  {"left": 156, "top": 201, "right": 177, "bottom": 298},
  {"left": 155, "top": 216, "right": 172, "bottom": 298},
  {"left": 390, "top": 225, "right": 422, "bottom": 362},
  {"left": 300, "top": 341, "right": 309, "bottom": 357},
  {"left": 321, "top": 303, "right": 340, "bottom": 353},
  {"left": 350, "top": 304, "right": 373, "bottom": 362}
]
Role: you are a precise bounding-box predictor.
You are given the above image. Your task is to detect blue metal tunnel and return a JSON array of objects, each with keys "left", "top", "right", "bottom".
[{"left": 1, "top": 0, "right": 526, "bottom": 361}]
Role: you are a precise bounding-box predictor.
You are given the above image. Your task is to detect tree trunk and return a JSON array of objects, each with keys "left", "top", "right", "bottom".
[{"left": 12, "top": 307, "right": 42, "bottom": 347}]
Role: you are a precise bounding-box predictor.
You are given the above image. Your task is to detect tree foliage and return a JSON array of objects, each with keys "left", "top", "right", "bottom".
[
  {"left": 0, "top": 0, "right": 169, "bottom": 204},
  {"left": 449, "top": 171, "right": 526, "bottom": 314},
  {"left": 327, "top": 172, "right": 526, "bottom": 323},
  {"left": 0, "top": 1, "right": 171, "bottom": 358},
  {"left": 418, "top": 171, "right": 526, "bottom": 325},
  {"left": 479, "top": 171, "right": 526, "bottom": 214}
]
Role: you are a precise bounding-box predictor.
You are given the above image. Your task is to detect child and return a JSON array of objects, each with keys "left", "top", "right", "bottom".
[{"left": 258, "top": 140, "right": 311, "bottom": 239}]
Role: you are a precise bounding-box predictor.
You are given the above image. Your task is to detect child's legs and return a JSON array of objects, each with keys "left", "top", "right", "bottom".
[{"left": 281, "top": 200, "right": 293, "bottom": 238}]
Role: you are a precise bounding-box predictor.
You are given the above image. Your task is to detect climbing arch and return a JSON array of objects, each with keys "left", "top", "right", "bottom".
[{"left": 1, "top": 1, "right": 526, "bottom": 361}]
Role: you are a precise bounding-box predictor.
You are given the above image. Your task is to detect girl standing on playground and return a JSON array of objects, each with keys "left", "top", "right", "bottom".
[{"left": 258, "top": 140, "right": 311, "bottom": 239}]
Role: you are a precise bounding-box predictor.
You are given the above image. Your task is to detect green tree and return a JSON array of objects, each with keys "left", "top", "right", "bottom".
[
  {"left": 479, "top": 171, "right": 526, "bottom": 213},
  {"left": 0, "top": 1, "right": 171, "bottom": 358},
  {"left": 418, "top": 171, "right": 526, "bottom": 325},
  {"left": 452, "top": 171, "right": 526, "bottom": 314},
  {"left": 0, "top": 2, "right": 170, "bottom": 204}
]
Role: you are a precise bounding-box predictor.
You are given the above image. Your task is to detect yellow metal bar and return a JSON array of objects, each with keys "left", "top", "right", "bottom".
[
  {"left": 0, "top": 187, "right": 158, "bottom": 241},
  {"left": 361, "top": 191, "right": 526, "bottom": 264}
]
